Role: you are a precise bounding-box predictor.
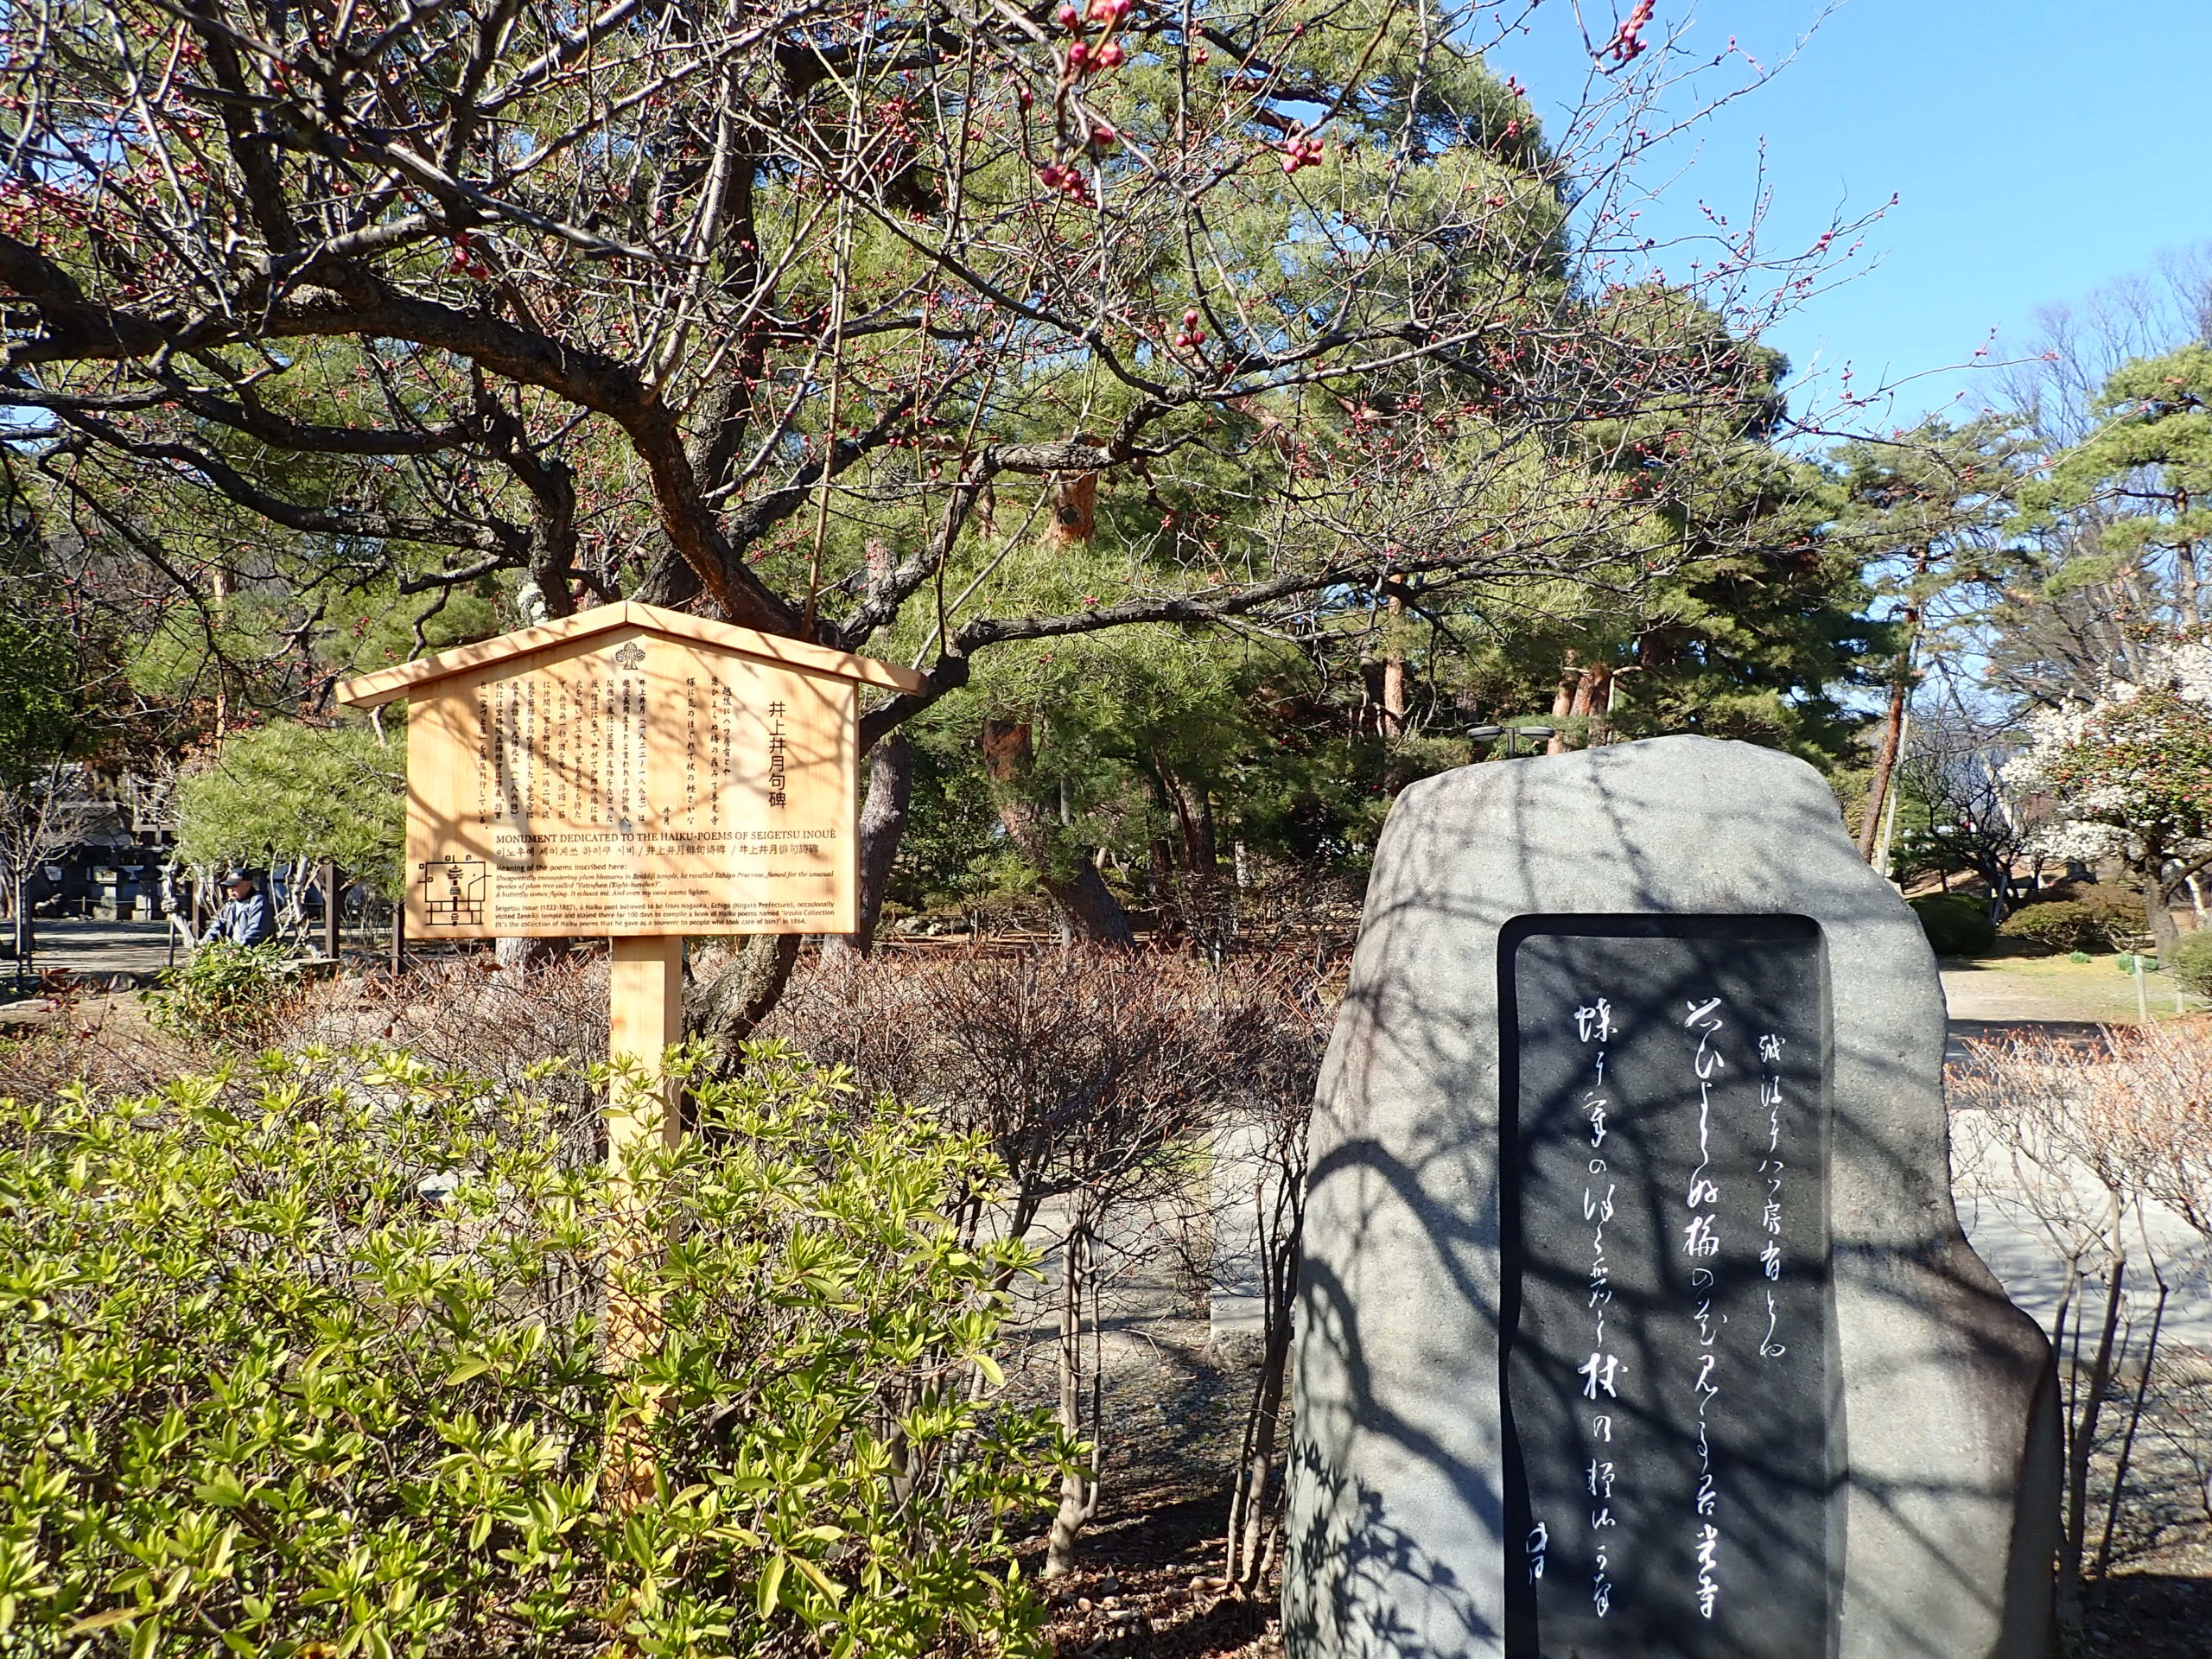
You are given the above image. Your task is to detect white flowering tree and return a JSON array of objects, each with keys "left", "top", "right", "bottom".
[{"left": 2005, "top": 640, "right": 2212, "bottom": 956}]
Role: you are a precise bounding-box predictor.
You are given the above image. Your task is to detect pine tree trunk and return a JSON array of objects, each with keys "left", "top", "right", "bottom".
[
  {"left": 1859, "top": 547, "right": 1932, "bottom": 863},
  {"left": 1155, "top": 755, "right": 1217, "bottom": 877},
  {"left": 1547, "top": 653, "right": 1577, "bottom": 754},
  {"left": 825, "top": 733, "right": 911, "bottom": 958},
  {"left": 689, "top": 933, "right": 802, "bottom": 1055},
  {"left": 982, "top": 717, "right": 1136, "bottom": 946},
  {"left": 495, "top": 936, "right": 564, "bottom": 972},
  {"left": 1857, "top": 671, "right": 1910, "bottom": 864},
  {"left": 1380, "top": 594, "right": 1408, "bottom": 740}
]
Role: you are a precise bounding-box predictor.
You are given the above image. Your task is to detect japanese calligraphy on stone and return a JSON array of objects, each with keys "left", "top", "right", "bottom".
[
  {"left": 1503, "top": 918, "right": 1836, "bottom": 1659},
  {"left": 400, "top": 628, "right": 855, "bottom": 936}
]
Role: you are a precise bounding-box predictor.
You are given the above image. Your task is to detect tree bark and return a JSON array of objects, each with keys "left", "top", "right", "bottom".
[
  {"left": 689, "top": 933, "right": 802, "bottom": 1057},
  {"left": 1226, "top": 1164, "right": 1303, "bottom": 1592},
  {"left": 1045, "top": 460, "right": 1098, "bottom": 547},
  {"left": 1154, "top": 754, "right": 1217, "bottom": 877},
  {"left": 1380, "top": 594, "right": 1408, "bottom": 741},
  {"left": 1043, "top": 1215, "right": 1102, "bottom": 1578},
  {"left": 824, "top": 732, "right": 912, "bottom": 958},
  {"left": 1569, "top": 664, "right": 1608, "bottom": 728},
  {"left": 2142, "top": 860, "right": 2183, "bottom": 958},
  {"left": 1857, "top": 670, "right": 1910, "bottom": 864},
  {"left": 1548, "top": 652, "right": 1577, "bottom": 754},
  {"left": 1859, "top": 547, "right": 1932, "bottom": 863},
  {"left": 981, "top": 716, "right": 1136, "bottom": 946},
  {"left": 495, "top": 935, "right": 563, "bottom": 972},
  {"left": 2056, "top": 1254, "right": 2126, "bottom": 1642}
]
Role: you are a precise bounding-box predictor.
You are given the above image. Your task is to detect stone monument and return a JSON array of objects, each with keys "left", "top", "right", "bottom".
[{"left": 1285, "top": 735, "right": 2057, "bottom": 1659}]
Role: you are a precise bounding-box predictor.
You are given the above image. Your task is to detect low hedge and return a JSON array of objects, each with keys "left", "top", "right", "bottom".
[
  {"left": 1999, "top": 899, "right": 2104, "bottom": 954},
  {"left": 0, "top": 1043, "right": 1059, "bottom": 1657},
  {"left": 1910, "top": 893, "right": 1997, "bottom": 957},
  {"left": 2173, "top": 931, "right": 2212, "bottom": 999}
]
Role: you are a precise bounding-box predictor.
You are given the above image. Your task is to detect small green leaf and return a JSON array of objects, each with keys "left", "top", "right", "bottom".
[
  {"left": 64, "top": 1609, "right": 139, "bottom": 1636},
  {"left": 755, "top": 1554, "right": 787, "bottom": 1619}
]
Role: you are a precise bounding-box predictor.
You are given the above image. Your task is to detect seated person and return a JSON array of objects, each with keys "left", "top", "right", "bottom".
[{"left": 201, "top": 868, "right": 277, "bottom": 947}]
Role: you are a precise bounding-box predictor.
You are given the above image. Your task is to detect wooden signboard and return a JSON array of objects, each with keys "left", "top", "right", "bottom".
[
  {"left": 337, "top": 601, "right": 925, "bottom": 1408},
  {"left": 337, "top": 601, "right": 922, "bottom": 939}
]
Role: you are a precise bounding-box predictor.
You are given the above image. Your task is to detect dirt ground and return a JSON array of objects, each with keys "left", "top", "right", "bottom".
[
  {"left": 1942, "top": 949, "right": 2204, "bottom": 1027},
  {"left": 1006, "top": 1321, "right": 1284, "bottom": 1659}
]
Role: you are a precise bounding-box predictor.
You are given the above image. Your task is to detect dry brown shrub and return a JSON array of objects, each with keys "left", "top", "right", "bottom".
[
  {"left": 279, "top": 953, "right": 612, "bottom": 1151},
  {"left": 759, "top": 943, "right": 1330, "bottom": 1578},
  {"left": 1951, "top": 1021, "right": 2212, "bottom": 1625},
  {"left": 283, "top": 953, "right": 609, "bottom": 1074},
  {"left": 760, "top": 945, "right": 1317, "bottom": 1225},
  {"left": 0, "top": 990, "right": 200, "bottom": 1099},
  {"left": 1953, "top": 1021, "right": 2212, "bottom": 1240}
]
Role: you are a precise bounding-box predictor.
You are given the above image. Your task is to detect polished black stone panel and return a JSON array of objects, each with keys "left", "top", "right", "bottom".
[{"left": 1502, "top": 916, "right": 1837, "bottom": 1659}]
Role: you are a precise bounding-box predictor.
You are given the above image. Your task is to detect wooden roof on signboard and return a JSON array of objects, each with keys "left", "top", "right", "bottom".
[{"left": 335, "top": 601, "right": 926, "bottom": 709}]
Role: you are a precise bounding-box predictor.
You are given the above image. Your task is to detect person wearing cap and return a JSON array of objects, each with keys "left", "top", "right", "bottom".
[{"left": 201, "top": 868, "right": 277, "bottom": 947}]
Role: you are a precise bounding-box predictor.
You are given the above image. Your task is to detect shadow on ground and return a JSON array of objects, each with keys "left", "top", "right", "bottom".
[{"left": 2082, "top": 1572, "right": 2212, "bottom": 1656}]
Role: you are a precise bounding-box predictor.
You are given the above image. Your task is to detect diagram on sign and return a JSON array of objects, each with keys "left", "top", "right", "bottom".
[{"left": 417, "top": 855, "right": 488, "bottom": 926}]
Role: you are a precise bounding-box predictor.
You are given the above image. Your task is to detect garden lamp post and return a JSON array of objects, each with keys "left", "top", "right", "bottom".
[{"left": 1471, "top": 723, "right": 1558, "bottom": 759}]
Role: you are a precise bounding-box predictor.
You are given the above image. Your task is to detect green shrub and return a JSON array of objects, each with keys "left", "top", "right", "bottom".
[
  {"left": 2075, "top": 883, "right": 2150, "bottom": 950},
  {"left": 174, "top": 720, "right": 404, "bottom": 898},
  {"left": 0, "top": 1043, "right": 1057, "bottom": 1656},
  {"left": 2176, "top": 932, "right": 2212, "bottom": 998},
  {"left": 142, "top": 940, "right": 296, "bottom": 1046},
  {"left": 1998, "top": 899, "right": 2104, "bottom": 954},
  {"left": 1910, "top": 893, "right": 1997, "bottom": 957}
]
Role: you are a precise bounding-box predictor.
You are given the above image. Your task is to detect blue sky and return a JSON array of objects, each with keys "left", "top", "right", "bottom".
[{"left": 1489, "top": 1, "right": 2212, "bottom": 430}]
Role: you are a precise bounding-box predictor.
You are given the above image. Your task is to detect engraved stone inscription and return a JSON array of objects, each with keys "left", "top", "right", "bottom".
[{"left": 1503, "top": 917, "right": 1834, "bottom": 1659}]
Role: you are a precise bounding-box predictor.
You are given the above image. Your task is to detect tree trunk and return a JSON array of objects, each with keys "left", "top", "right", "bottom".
[
  {"left": 2142, "top": 861, "right": 2183, "bottom": 958},
  {"left": 1043, "top": 1216, "right": 1102, "bottom": 1578},
  {"left": 1045, "top": 454, "right": 1099, "bottom": 547},
  {"left": 1859, "top": 549, "right": 1931, "bottom": 862},
  {"left": 689, "top": 933, "right": 802, "bottom": 1058},
  {"left": 1857, "top": 669, "right": 1910, "bottom": 864},
  {"left": 2056, "top": 1255, "right": 2126, "bottom": 1641},
  {"left": 1547, "top": 652, "right": 1577, "bottom": 753},
  {"left": 495, "top": 936, "right": 564, "bottom": 972},
  {"left": 981, "top": 716, "right": 1136, "bottom": 946},
  {"left": 1226, "top": 1156, "right": 1304, "bottom": 1592},
  {"left": 1154, "top": 754, "right": 1217, "bottom": 877},
  {"left": 1380, "top": 594, "right": 1408, "bottom": 741},
  {"left": 824, "top": 733, "right": 911, "bottom": 958}
]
